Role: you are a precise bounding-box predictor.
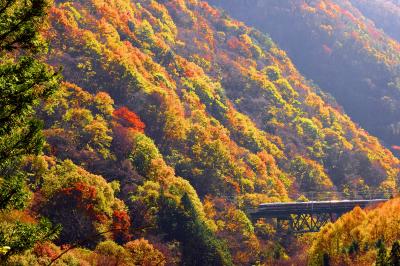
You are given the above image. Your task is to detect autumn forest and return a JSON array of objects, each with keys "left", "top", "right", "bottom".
[{"left": 1, "top": 0, "right": 400, "bottom": 265}]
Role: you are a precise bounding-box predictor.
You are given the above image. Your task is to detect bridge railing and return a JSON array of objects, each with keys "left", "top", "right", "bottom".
[{"left": 295, "top": 190, "right": 394, "bottom": 202}]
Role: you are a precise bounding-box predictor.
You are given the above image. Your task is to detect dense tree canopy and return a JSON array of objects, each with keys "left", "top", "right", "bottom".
[
  {"left": 209, "top": 0, "right": 400, "bottom": 155},
  {"left": 1, "top": 0, "right": 399, "bottom": 264}
]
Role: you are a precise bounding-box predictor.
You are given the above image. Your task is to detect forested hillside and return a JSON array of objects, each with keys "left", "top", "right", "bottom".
[
  {"left": 308, "top": 198, "right": 400, "bottom": 265},
  {"left": 1, "top": 0, "right": 399, "bottom": 265},
  {"left": 349, "top": 0, "right": 400, "bottom": 41},
  {"left": 208, "top": 0, "right": 400, "bottom": 155}
]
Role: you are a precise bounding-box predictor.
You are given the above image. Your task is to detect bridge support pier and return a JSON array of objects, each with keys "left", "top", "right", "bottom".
[
  {"left": 290, "top": 213, "right": 333, "bottom": 233},
  {"left": 275, "top": 213, "right": 337, "bottom": 234}
]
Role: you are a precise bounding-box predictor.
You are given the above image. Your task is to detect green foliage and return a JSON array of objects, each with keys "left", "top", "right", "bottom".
[
  {"left": 265, "top": 66, "right": 281, "bottom": 81},
  {"left": 131, "top": 181, "right": 160, "bottom": 208},
  {"left": 348, "top": 240, "right": 360, "bottom": 255},
  {"left": 0, "top": 172, "right": 30, "bottom": 210},
  {"left": 182, "top": 132, "right": 243, "bottom": 197},
  {"left": 13, "top": 0, "right": 400, "bottom": 263},
  {"left": 0, "top": 218, "right": 60, "bottom": 260},
  {"left": 0, "top": 0, "right": 50, "bottom": 52},
  {"left": 275, "top": 78, "right": 298, "bottom": 102},
  {"left": 0, "top": 0, "right": 61, "bottom": 260},
  {"left": 0, "top": 0, "right": 60, "bottom": 167},
  {"left": 295, "top": 117, "right": 320, "bottom": 142},
  {"left": 289, "top": 156, "right": 332, "bottom": 192},
  {"left": 130, "top": 181, "right": 161, "bottom": 229},
  {"left": 0, "top": 56, "right": 59, "bottom": 166},
  {"left": 158, "top": 193, "right": 233, "bottom": 266},
  {"left": 38, "top": 160, "right": 127, "bottom": 247},
  {"left": 95, "top": 240, "right": 132, "bottom": 264},
  {"left": 210, "top": 0, "right": 400, "bottom": 152},
  {"left": 43, "top": 83, "right": 115, "bottom": 164},
  {"left": 376, "top": 239, "right": 388, "bottom": 266},
  {"left": 190, "top": 79, "right": 228, "bottom": 121},
  {"left": 130, "top": 133, "right": 162, "bottom": 177},
  {"left": 136, "top": 20, "right": 155, "bottom": 47}
]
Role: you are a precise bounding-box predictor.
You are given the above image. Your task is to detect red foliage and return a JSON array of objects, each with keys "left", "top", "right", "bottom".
[
  {"left": 113, "top": 107, "right": 145, "bottom": 132},
  {"left": 62, "top": 182, "right": 97, "bottom": 202},
  {"left": 33, "top": 242, "right": 59, "bottom": 259},
  {"left": 351, "top": 31, "right": 360, "bottom": 41},
  {"left": 178, "top": 57, "right": 204, "bottom": 78},
  {"left": 60, "top": 182, "right": 107, "bottom": 223},
  {"left": 112, "top": 210, "right": 132, "bottom": 244},
  {"left": 184, "top": 68, "right": 196, "bottom": 78},
  {"left": 226, "top": 36, "right": 251, "bottom": 56},
  {"left": 367, "top": 24, "right": 382, "bottom": 39},
  {"left": 200, "top": 2, "right": 220, "bottom": 18},
  {"left": 392, "top": 145, "right": 400, "bottom": 151},
  {"left": 322, "top": 44, "right": 333, "bottom": 55},
  {"left": 227, "top": 36, "right": 241, "bottom": 50},
  {"left": 341, "top": 9, "right": 357, "bottom": 24}
]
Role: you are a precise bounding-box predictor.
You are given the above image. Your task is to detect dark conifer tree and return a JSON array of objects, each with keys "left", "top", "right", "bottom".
[
  {"left": 158, "top": 193, "right": 233, "bottom": 266},
  {"left": 322, "top": 253, "right": 330, "bottom": 266},
  {"left": 0, "top": 0, "right": 59, "bottom": 209},
  {"left": 376, "top": 239, "right": 388, "bottom": 266},
  {"left": 0, "top": 0, "right": 61, "bottom": 260},
  {"left": 390, "top": 241, "right": 400, "bottom": 266}
]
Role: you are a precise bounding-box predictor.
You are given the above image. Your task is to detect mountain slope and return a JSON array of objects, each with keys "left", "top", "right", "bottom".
[
  {"left": 349, "top": 0, "right": 400, "bottom": 42},
  {"left": 47, "top": 0, "right": 398, "bottom": 196},
  {"left": 6, "top": 0, "right": 400, "bottom": 264},
  {"left": 208, "top": 0, "right": 400, "bottom": 154}
]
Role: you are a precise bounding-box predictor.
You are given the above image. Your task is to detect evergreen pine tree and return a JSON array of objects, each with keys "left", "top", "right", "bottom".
[
  {"left": 0, "top": 0, "right": 61, "bottom": 261},
  {"left": 0, "top": 0, "right": 59, "bottom": 209},
  {"left": 322, "top": 253, "right": 330, "bottom": 266},
  {"left": 390, "top": 241, "right": 400, "bottom": 266},
  {"left": 376, "top": 239, "right": 388, "bottom": 266}
]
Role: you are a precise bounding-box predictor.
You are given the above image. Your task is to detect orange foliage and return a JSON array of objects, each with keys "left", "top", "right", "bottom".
[
  {"left": 309, "top": 198, "right": 400, "bottom": 265},
  {"left": 200, "top": 2, "right": 220, "bottom": 18},
  {"left": 41, "top": 0, "right": 400, "bottom": 263}
]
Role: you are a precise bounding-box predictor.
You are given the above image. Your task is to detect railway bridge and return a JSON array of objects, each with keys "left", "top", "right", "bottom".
[{"left": 249, "top": 198, "right": 388, "bottom": 233}]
